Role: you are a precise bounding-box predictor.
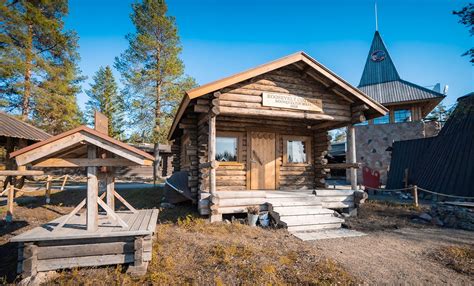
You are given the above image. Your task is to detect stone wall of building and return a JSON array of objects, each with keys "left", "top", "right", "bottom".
[{"left": 352, "top": 121, "right": 441, "bottom": 184}]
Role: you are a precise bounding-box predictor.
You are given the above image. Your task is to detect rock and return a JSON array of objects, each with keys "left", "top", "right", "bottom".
[
  {"left": 160, "top": 202, "right": 175, "bottom": 209},
  {"left": 431, "top": 217, "right": 444, "bottom": 227},
  {"left": 418, "top": 213, "right": 432, "bottom": 221},
  {"left": 412, "top": 218, "right": 428, "bottom": 224}
]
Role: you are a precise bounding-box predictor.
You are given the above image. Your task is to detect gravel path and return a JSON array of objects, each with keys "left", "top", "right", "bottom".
[{"left": 312, "top": 227, "right": 473, "bottom": 285}]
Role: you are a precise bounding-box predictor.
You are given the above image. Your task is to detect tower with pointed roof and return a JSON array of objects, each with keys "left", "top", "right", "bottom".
[
  {"left": 358, "top": 31, "right": 445, "bottom": 123},
  {"left": 349, "top": 30, "right": 446, "bottom": 184}
]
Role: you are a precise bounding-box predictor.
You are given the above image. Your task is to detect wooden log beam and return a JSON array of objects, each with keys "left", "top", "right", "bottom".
[
  {"left": 219, "top": 106, "right": 347, "bottom": 121},
  {"left": 33, "top": 158, "right": 143, "bottom": 167},
  {"left": 325, "top": 163, "right": 361, "bottom": 169}
]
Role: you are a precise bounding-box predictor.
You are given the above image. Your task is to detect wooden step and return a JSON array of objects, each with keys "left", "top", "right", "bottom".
[
  {"left": 283, "top": 215, "right": 343, "bottom": 226},
  {"left": 292, "top": 229, "right": 366, "bottom": 241},
  {"left": 267, "top": 200, "right": 322, "bottom": 207},
  {"left": 265, "top": 192, "right": 314, "bottom": 198},
  {"left": 287, "top": 223, "right": 342, "bottom": 232},
  {"left": 279, "top": 213, "right": 336, "bottom": 225},
  {"left": 315, "top": 189, "right": 354, "bottom": 196},
  {"left": 273, "top": 206, "right": 333, "bottom": 216}
]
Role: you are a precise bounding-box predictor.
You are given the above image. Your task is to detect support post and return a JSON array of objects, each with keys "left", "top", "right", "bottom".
[
  {"left": 347, "top": 125, "right": 357, "bottom": 190},
  {"left": 209, "top": 115, "right": 221, "bottom": 222},
  {"left": 412, "top": 185, "right": 419, "bottom": 207},
  {"left": 106, "top": 172, "right": 115, "bottom": 211},
  {"left": 6, "top": 184, "right": 14, "bottom": 223},
  {"left": 87, "top": 145, "right": 99, "bottom": 231},
  {"left": 45, "top": 175, "right": 52, "bottom": 204}
]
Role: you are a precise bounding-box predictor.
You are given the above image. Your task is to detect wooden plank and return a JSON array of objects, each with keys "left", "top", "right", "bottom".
[
  {"left": 94, "top": 111, "right": 109, "bottom": 135},
  {"left": 146, "top": 209, "right": 159, "bottom": 233},
  {"left": 0, "top": 170, "right": 44, "bottom": 176},
  {"left": 130, "top": 210, "right": 147, "bottom": 231},
  {"left": 37, "top": 241, "right": 134, "bottom": 260},
  {"left": 15, "top": 133, "right": 85, "bottom": 166},
  {"left": 97, "top": 197, "right": 129, "bottom": 228},
  {"left": 33, "top": 158, "right": 139, "bottom": 167},
  {"left": 113, "top": 190, "right": 137, "bottom": 213},
  {"left": 37, "top": 253, "right": 135, "bottom": 272}
]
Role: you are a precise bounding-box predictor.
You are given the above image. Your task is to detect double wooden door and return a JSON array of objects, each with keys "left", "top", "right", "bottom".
[{"left": 250, "top": 132, "right": 275, "bottom": 190}]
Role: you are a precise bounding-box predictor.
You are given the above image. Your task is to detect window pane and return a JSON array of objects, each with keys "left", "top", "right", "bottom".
[
  {"left": 287, "top": 140, "right": 307, "bottom": 163},
  {"left": 394, "top": 109, "right": 412, "bottom": 123},
  {"left": 373, "top": 114, "right": 389, "bottom": 125},
  {"left": 216, "top": 137, "right": 237, "bottom": 162}
]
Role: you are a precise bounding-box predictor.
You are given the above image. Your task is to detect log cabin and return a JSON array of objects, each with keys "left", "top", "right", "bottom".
[{"left": 168, "top": 52, "right": 388, "bottom": 228}]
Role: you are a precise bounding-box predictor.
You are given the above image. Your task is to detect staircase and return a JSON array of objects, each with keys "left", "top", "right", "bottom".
[{"left": 266, "top": 192, "right": 344, "bottom": 234}]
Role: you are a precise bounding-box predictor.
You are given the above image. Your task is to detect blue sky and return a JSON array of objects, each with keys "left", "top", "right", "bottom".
[{"left": 67, "top": 0, "right": 473, "bottom": 110}]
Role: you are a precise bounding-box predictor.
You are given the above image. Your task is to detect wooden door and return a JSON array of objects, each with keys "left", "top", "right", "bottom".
[{"left": 250, "top": 132, "right": 276, "bottom": 190}]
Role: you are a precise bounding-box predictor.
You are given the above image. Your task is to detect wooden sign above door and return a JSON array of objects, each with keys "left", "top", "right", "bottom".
[{"left": 262, "top": 92, "right": 323, "bottom": 112}]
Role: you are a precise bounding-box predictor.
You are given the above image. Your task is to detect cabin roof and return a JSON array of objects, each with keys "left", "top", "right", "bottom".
[
  {"left": 168, "top": 51, "right": 388, "bottom": 140},
  {"left": 0, "top": 112, "right": 51, "bottom": 142},
  {"left": 359, "top": 79, "right": 445, "bottom": 105},
  {"left": 358, "top": 31, "right": 445, "bottom": 105},
  {"left": 10, "top": 125, "right": 155, "bottom": 165}
]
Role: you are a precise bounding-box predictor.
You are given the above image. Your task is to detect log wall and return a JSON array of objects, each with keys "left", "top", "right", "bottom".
[{"left": 172, "top": 64, "right": 356, "bottom": 214}]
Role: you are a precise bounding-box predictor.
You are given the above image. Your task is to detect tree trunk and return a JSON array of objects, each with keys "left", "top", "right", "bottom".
[
  {"left": 22, "top": 24, "right": 33, "bottom": 121},
  {"left": 153, "top": 79, "right": 162, "bottom": 184}
]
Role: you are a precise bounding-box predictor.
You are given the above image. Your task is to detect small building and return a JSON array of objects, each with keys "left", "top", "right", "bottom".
[
  {"left": 118, "top": 143, "right": 173, "bottom": 179},
  {"left": 0, "top": 112, "right": 51, "bottom": 170},
  {"left": 387, "top": 93, "right": 474, "bottom": 198},
  {"left": 9, "top": 116, "right": 158, "bottom": 278},
  {"left": 168, "top": 52, "right": 387, "bottom": 224},
  {"left": 352, "top": 31, "right": 445, "bottom": 183}
]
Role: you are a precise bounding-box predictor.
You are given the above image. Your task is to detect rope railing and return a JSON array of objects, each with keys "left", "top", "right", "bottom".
[{"left": 363, "top": 184, "right": 474, "bottom": 207}]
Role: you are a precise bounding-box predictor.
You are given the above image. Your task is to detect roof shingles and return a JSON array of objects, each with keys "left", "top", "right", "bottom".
[{"left": 0, "top": 112, "right": 51, "bottom": 141}]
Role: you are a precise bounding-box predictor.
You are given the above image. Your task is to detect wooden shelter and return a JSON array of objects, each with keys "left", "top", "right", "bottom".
[
  {"left": 168, "top": 52, "right": 387, "bottom": 224},
  {"left": 9, "top": 113, "right": 158, "bottom": 278}
]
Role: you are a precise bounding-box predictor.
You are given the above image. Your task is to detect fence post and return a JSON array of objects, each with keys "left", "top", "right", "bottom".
[
  {"left": 412, "top": 185, "right": 419, "bottom": 207},
  {"left": 45, "top": 175, "right": 52, "bottom": 204},
  {"left": 6, "top": 184, "right": 14, "bottom": 223}
]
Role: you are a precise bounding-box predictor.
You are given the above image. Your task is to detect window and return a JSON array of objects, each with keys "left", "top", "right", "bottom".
[
  {"left": 355, "top": 120, "right": 368, "bottom": 126},
  {"left": 373, "top": 114, "right": 389, "bottom": 125},
  {"left": 283, "top": 136, "right": 311, "bottom": 165},
  {"left": 181, "top": 135, "right": 191, "bottom": 166},
  {"left": 216, "top": 136, "right": 238, "bottom": 162},
  {"left": 394, "top": 109, "right": 412, "bottom": 123}
]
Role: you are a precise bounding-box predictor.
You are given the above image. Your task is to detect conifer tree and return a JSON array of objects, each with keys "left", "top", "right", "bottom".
[
  {"left": 85, "top": 66, "right": 124, "bottom": 138},
  {"left": 0, "top": 0, "right": 83, "bottom": 131},
  {"left": 115, "top": 0, "right": 196, "bottom": 177}
]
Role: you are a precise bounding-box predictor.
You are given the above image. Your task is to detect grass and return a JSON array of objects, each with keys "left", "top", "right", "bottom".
[
  {"left": 343, "top": 200, "right": 430, "bottom": 232},
  {"left": 1, "top": 184, "right": 356, "bottom": 285},
  {"left": 431, "top": 245, "right": 474, "bottom": 276},
  {"left": 50, "top": 217, "right": 356, "bottom": 285}
]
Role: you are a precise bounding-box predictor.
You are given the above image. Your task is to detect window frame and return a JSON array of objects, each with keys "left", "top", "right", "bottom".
[
  {"left": 282, "top": 135, "right": 312, "bottom": 166},
  {"left": 215, "top": 131, "right": 243, "bottom": 165},
  {"left": 394, "top": 109, "right": 412, "bottom": 123}
]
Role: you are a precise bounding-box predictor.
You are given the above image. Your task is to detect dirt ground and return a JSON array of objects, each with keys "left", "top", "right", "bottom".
[
  {"left": 314, "top": 202, "right": 474, "bottom": 285},
  {"left": 1, "top": 189, "right": 473, "bottom": 285}
]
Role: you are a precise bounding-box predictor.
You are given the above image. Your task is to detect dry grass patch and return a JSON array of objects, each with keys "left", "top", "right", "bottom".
[
  {"left": 430, "top": 245, "right": 474, "bottom": 275},
  {"left": 50, "top": 216, "right": 356, "bottom": 285},
  {"left": 344, "top": 200, "right": 429, "bottom": 232}
]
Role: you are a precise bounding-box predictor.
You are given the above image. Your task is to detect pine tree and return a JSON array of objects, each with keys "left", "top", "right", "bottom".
[
  {"left": 115, "top": 0, "right": 196, "bottom": 178},
  {"left": 0, "top": 0, "right": 83, "bottom": 130},
  {"left": 85, "top": 66, "right": 124, "bottom": 138}
]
